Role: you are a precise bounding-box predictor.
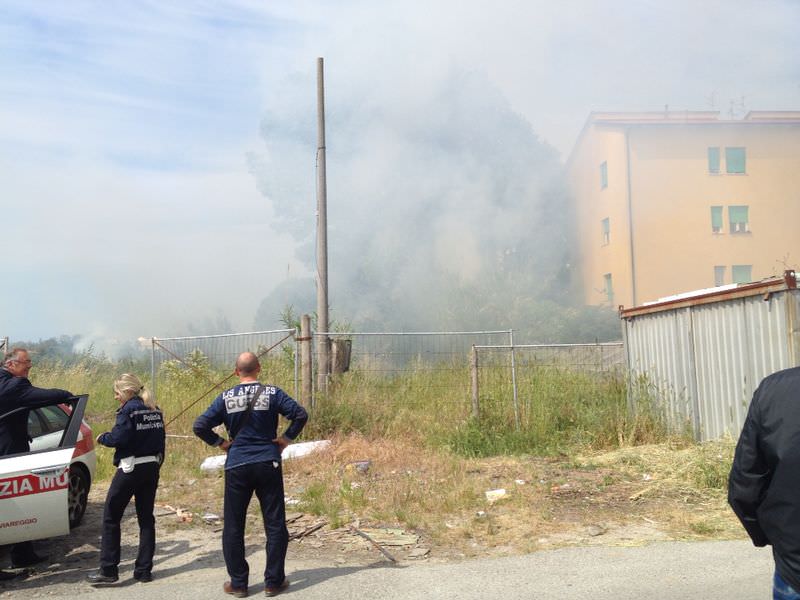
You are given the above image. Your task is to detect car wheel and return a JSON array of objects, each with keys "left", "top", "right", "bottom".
[{"left": 68, "top": 466, "right": 90, "bottom": 528}]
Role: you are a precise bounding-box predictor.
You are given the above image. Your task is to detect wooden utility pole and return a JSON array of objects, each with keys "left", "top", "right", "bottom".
[
  {"left": 316, "top": 57, "right": 330, "bottom": 391},
  {"left": 300, "top": 314, "right": 313, "bottom": 409}
]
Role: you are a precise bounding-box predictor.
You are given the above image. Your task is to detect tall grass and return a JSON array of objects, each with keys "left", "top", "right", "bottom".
[
  {"left": 31, "top": 352, "right": 678, "bottom": 485},
  {"left": 305, "top": 360, "right": 676, "bottom": 457}
]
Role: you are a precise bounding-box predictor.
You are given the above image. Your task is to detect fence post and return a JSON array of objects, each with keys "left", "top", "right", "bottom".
[
  {"left": 150, "top": 338, "right": 157, "bottom": 403},
  {"left": 301, "top": 314, "right": 314, "bottom": 409},
  {"left": 294, "top": 326, "right": 300, "bottom": 400},
  {"left": 470, "top": 345, "right": 480, "bottom": 419},
  {"left": 509, "top": 331, "right": 520, "bottom": 430}
]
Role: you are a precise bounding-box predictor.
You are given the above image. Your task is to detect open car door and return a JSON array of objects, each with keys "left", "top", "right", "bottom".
[{"left": 0, "top": 394, "right": 88, "bottom": 545}]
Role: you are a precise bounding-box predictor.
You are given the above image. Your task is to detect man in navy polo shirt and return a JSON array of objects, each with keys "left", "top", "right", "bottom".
[{"left": 194, "top": 351, "right": 307, "bottom": 598}]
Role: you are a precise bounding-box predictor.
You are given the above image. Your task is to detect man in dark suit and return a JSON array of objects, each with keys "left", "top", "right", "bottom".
[
  {"left": 0, "top": 348, "right": 72, "bottom": 572},
  {"left": 729, "top": 366, "right": 800, "bottom": 599}
]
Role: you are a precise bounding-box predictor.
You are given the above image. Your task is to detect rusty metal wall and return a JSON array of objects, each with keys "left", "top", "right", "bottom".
[{"left": 623, "top": 287, "right": 800, "bottom": 441}]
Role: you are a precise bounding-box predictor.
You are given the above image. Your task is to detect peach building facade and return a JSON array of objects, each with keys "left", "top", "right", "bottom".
[{"left": 566, "top": 111, "right": 800, "bottom": 308}]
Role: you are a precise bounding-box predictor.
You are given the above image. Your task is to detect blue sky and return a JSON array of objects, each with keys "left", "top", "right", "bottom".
[{"left": 1, "top": 0, "right": 798, "bottom": 350}]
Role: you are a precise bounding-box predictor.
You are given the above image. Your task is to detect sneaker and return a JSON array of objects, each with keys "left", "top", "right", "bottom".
[
  {"left": 265, "top": 579, "right": 289, "bottom": 597},
  {"left": 0, "top": 571, "right": 18, "bottom": 581},
  {"left": 223, "top": 580, "right": 248, "bottom": 597},
  {"left": 86, "top": 571, "right": 119, "bottom": 585},
  {"left": 134, "top": 571, "right": 153, "bottom": 583}
]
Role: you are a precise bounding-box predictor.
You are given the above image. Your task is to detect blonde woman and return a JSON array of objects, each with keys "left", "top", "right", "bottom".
[{"left": 87, "top": 374, "right": 165, "bottom": 585}]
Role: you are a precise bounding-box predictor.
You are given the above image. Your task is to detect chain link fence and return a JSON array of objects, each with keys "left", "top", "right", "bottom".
[
  {"left": 148, "top": 329, "right": 297, "bottom": 434},
  {"left": 472, "top": 342, "right": 625, "bottom": 429},
  {"left": 311, "top": 330, "right": 512, "bottom": 417},
  {"left": 146, "top": 327, "right": 625, "bottom": 436}
]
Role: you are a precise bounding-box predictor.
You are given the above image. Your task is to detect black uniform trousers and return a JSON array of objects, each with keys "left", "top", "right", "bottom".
[
  {"left": 99, "top": 462, "right": 160, "bottom": 578},
  {"left": 223, "top": 461, "right": 287, "bottom": 589}
]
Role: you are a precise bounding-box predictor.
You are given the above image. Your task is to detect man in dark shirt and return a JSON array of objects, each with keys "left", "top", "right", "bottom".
[
  {"left": 0, "top": 348, "right": 72, "bottom": 572},
  {"left": 729, "top": 366, "right": 800, "bottom": 600},
  {"left": 194, "top": 351, "right": 307, "bottom": 598}
]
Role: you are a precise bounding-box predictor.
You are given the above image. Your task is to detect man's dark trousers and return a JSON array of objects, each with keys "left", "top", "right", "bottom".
[{"left": 223, "top": 461, "right": 287, "bottom": 589}]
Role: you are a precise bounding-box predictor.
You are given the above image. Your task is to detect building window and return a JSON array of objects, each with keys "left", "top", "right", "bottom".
[
  {"left": 601, "top": 218, "right": 610, "bottom": 245},
  {"left": 708, "top": 147, "right": 720, "bottom": 174},
  {"left": 600, "top": 161, "right": 608, "bottom": 189},
  {"left": 710, "top": 206, "right": 723, "bottom": 233},
  {"left": 726, "top": 147, "right": 746, "bottom": 174},
  {"left": 732, "top": 265, "right": 752, "bottom": 284},
  {"left": 729, "top": 205, "right": 750, "bottom": 233},
  {"left": 714, "top": 265, "right": 726, "bottom": 286},
  {"left": 603, "top": 273, "right": 613, "bottom": 303}
]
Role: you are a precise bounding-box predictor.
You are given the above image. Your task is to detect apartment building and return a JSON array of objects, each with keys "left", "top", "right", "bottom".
[{"left": 566, "top": 111, "right": 800, "bottom": 308}]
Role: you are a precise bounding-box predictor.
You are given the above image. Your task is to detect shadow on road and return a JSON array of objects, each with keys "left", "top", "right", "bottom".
[
  {"left": 279, "top": 562, "right": 404, "bottom": 597},
  {"left": 0, "top": 497, "right": 222, "bottom": 592}
]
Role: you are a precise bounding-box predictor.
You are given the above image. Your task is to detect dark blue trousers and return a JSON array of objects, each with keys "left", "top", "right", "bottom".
[
  {"left": 99, "top": 463, "right": 159, "bottom": 578},
  {"left": 223, "top": 461, "right": 287, "bottom": 589},
  {"left": 776, "top": 571, "right": 800, "bottom": 600}
]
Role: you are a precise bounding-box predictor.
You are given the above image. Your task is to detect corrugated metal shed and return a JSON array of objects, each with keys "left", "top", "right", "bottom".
[{"left": 620, "top": 270, "right": 800, "bottom": 441}]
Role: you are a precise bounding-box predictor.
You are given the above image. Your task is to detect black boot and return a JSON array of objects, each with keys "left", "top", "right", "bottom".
[{"left": 87, "top": 570, "right": 119, "bottom": 585}]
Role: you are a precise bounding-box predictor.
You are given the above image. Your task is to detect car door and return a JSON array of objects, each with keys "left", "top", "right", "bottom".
[{"left": 0, "top": 395, "right": 88, "bottom": 545}]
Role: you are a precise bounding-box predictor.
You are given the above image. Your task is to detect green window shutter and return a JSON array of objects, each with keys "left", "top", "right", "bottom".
[
  {"left": 729, "top": 205, "right": 749, "bottom": 223},
  {"left": 710, "top": 206, "right": 723, "bottom": 230},
  {"left": 726, "top": 147, "right": 746, "bottom": 173},
  {"left": 714, "top": 266, "right": 725, "bottom": 286},
  {"left": 604, "top": 273, "right": 613, "bottom": 302},
  {"left": 707, "top": 147, "right": 720, "bottom": 173},
  {"left": 732, "top": 265, "right": 752, "bottom": 284}
]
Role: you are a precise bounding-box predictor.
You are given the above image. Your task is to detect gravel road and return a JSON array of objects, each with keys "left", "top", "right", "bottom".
[
  {"left": 0, "top": 535, "right": 774, "bottom": 599},
  {"left": 0, "top": 482, "right": 774, "bottom": 599}
]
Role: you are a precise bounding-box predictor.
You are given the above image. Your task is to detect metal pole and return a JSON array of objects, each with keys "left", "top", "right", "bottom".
[
  {"left": 316, "top": 56, "right": 330, "bottom": 391},
  {"left": 150, "top": 338, "right": 157, "bottom": 403},
  {"left": 785, "top": 270, "right": 800, "bottom": 367},
  {"left": 625, "top": 128, "right": 638, "bottom": 307},
  {"left": 301, "top": 314, "right": 314, "bottom": 409},
  {"left": 294, "top": 326, "right": 300, "bottom": 400},
  {"left": 509, "top": 329, "right": 520, "bottom": 430}
]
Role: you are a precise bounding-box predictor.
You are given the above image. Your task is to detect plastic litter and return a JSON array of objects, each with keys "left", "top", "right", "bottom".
[
  {"left": 200, "top": 439, "right": 332, "bottom": 471},
  {"left": 485, "top": 488, "right": 507, "bottom": 504}
]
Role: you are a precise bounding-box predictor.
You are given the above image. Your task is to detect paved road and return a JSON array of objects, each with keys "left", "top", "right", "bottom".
[{"left": 0, "top": 539, "right": 773, "bottom": 599}]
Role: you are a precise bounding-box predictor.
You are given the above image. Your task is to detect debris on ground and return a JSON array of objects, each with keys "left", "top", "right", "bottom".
[
  {"left": 356, "top": 527, "right": 419, "bottom": 547},
  {"left": 282, "top": 440, "right": 332, "bottom": 460},
  {"left": 288, "top": 514, "right": 327, "bottom": 540},
  {"left": 485, "top": 488, "right": 507, "bottom": 504},
  {"left": 200, "top": 440, "right": 332, "bottom": 471},
  {"left": 585, "top": 524, "right": 606, "bottom": 537},
  {"left": 344, "top": 460, "right": 371, "bottom": 474},
  {"left": 348, "top": 526, "right": 398, "bottom": 563},
  {"left": 202, "top": 512, "right": 221, "bottom": 525},
  {"left": 176, "top": 508, "right": 193, "bottom": 523}
]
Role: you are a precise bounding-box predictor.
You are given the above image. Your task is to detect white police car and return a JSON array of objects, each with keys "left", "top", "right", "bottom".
[{"left": 0, "top": 395, "right": 91, "bottom": 545}]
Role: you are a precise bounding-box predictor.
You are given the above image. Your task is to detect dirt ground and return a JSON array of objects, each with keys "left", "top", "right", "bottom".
[{"left": 0, "top": 444, "right": 744, "bottom": 597}]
